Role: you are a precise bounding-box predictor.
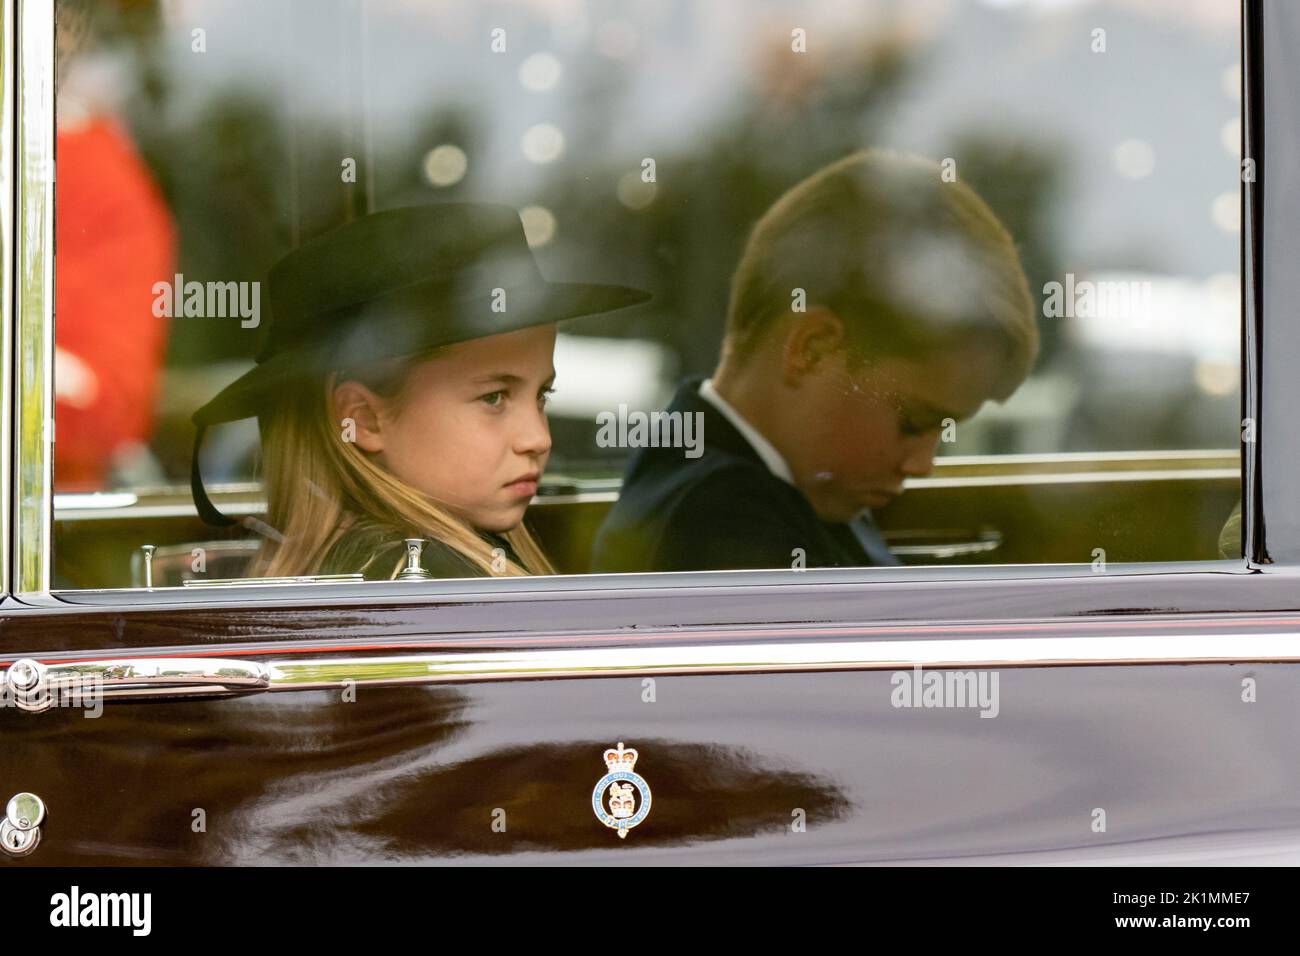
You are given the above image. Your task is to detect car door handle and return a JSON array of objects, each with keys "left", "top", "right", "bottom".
[{"left": 2, "top": 657, "right": 270, "bottom": 712}]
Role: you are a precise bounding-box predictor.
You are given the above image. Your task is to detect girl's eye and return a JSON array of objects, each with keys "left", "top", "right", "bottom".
[
  {"left": 480, "top": 390, "right": 505, "bottom": 407},
  {"left": 538, "top": 386, "right": 556, "bottom": 407}
]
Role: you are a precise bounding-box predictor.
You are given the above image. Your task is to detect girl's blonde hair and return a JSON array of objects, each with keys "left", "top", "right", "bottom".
[{"left": 247, "top": 348, "right": 556, "bottom": 579}]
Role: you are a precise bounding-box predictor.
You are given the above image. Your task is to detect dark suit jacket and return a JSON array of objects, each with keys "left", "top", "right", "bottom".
[{"left": 591, "top": 377, "right": 897, "bottom": 573}]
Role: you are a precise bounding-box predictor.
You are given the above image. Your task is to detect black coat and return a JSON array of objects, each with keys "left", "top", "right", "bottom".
[
  {"left": 318, "top": 516, "right": 522, "bottom": 580},
  {"left": 590, "top": 377, "right": 899, "bottom": 573}
]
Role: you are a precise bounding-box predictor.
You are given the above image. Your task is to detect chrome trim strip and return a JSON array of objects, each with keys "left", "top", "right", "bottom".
[
  {"left": 6, "top": 628, "right": 1299, "bottom": 705},
  {"left": 13, "top": 0, "right": 54, "bottom": 597},
  {"left": 4, "top": 656, "right": 270, "bottom": 708},
  {"left": 259, "top": 631, "right": 1300, "bottom": 690},
  {"left": 5, "top": 621, "right": 1294, "bottom": 702}
]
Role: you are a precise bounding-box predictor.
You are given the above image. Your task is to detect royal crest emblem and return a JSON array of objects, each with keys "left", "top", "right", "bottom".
[{"left": 591, "top": 742, "right": 652, "bottom": 839}]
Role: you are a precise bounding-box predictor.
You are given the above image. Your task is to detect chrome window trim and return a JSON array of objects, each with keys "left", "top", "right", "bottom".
[
  {"left": 12, "top": 0, "right": 53, "bottom": 599},
  {"left": 0, "top": 0, "right": 15, "bottom": 597},
  {"left": 1243, "top": 0, "right": 1264, "bottom": 564},
  {"left": 1246, "top": 0, "right": 1300, "bottom": 566}
]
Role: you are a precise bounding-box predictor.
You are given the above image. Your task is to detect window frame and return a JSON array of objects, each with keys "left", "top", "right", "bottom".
[
  {"left": 9, "top": 0, "right": 1278, "bottom": 612},
  {"left": 1251, "top": 0, "right": 1298, "bottom": 565},
  {"left": 0, "top": 0, "right": 15, "bottom": 601},
  {"left": 11, "top": 0, "right": 51, "bottom": 601}
]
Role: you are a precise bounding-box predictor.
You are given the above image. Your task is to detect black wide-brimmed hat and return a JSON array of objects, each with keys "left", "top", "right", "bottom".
[{"left": 190, "top": 202, "right": 650, "bottom": 526}]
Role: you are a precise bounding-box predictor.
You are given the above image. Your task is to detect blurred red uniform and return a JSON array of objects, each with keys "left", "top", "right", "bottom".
[{"left": 55, "top": 115, "right": 176, "bottom": 491}]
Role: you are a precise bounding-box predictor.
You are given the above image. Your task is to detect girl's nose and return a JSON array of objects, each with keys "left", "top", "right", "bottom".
[{"left": 516, "top": 405, "right": 553, "bottom": 458}]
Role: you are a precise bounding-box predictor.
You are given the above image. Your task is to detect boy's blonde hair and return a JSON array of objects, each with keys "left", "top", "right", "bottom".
[{"left": 724, "top": 149, "right": 1038, "bottom": 400}]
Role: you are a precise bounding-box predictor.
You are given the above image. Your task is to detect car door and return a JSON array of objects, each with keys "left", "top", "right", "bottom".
[{"left": 3, "top": 0, "right": 1297, "bottom": 867}]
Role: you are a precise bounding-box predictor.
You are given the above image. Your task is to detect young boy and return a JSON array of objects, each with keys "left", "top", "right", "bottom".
[{"left": 591, "top": 149, "right": 1039, "bottom": 573}]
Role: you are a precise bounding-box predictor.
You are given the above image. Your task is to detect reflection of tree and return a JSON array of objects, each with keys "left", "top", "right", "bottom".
[
  {"left": 532, "top": 35, "right": 920, "bottom": 379},
  {"left": 134, "top": 94, "right": 294, "bottom": 368},
  {"left": 101, "top": 9, "right": 1084, "bottom": 476},
  {"left": 948, "top": 132, "right": 1069, "bottom": 369},
  {"left": 377, "top": 108, "right": 483, "bottom": 211},
  {"left": 343, "top": 739, "right": 849, "bottom": 857}
]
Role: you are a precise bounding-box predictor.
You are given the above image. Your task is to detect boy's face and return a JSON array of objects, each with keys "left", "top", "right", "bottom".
[{"left": 782, "top": 342, "right": 1006, "bottom": 523}]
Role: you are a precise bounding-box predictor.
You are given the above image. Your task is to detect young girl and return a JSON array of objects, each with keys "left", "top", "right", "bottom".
[{"left": 189, "top": 203, "right": 648, "bottom": 580}]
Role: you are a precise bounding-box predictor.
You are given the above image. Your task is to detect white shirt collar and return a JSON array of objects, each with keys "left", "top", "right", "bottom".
[{"left": 698, "top": 378, "right": 795, "bottom": 485}]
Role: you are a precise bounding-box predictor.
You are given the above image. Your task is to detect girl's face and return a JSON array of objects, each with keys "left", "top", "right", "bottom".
[{"left": 338, "top": 323, "right": 557, "bottom": 533}]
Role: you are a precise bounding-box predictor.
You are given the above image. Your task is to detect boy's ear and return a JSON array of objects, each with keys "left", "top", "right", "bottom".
[
  {"left": 781, "top": 307, "right": 847, "bottom": 385},
  {"left": 332, "top": 379, "right": 386, "bottom": 453}
]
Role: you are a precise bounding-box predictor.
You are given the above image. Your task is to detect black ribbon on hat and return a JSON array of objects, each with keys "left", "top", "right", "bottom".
[{"left": 190, "top": 423, "right": 238, "bottom": 527}]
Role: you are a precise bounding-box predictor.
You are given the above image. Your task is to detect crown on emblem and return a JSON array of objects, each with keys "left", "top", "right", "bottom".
[{"left": 604, "top": 741, "right": 638, "bottom": 773}]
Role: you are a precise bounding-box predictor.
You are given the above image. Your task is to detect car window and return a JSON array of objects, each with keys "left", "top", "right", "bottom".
[{"left": 47, "top": 0, "right": 1242, "bottom": 591}]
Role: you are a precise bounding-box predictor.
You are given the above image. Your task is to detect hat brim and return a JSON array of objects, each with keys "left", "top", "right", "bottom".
[{"left": 192, "top": 280, "right": 651, "bottom": 427}]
